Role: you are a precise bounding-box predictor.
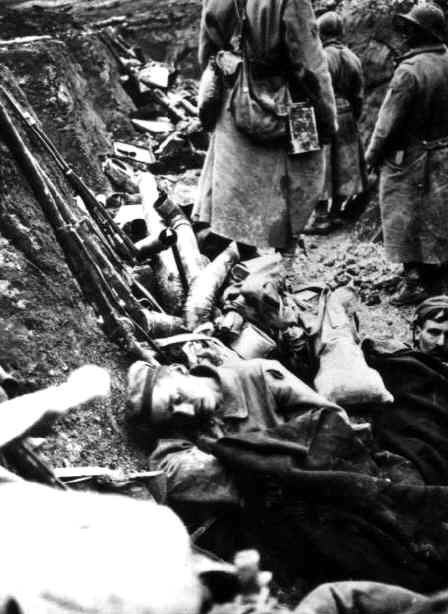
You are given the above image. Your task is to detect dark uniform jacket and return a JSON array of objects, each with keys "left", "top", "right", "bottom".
[
  {"left": 324, "top": 39, "right": 363, "bottom": 119},
  {"left": 321, "top": 38, "right": 365, "bottom": 199},
  {"left": 367, "top": 44, "right": 448, "bottom": 165}
]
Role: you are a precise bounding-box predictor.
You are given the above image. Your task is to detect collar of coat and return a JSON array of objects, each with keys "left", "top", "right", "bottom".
[{"left": 399, "top": 44, "right": 447, "bottom": 63}]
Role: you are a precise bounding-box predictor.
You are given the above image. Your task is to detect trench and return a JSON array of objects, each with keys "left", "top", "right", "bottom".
[{"left": 0, "top": 0, "right": 432, "bottom": 600}]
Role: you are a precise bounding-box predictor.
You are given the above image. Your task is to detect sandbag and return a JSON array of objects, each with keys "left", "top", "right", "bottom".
[{"left": 314, "top": 288, "right": 393, "bottom": 406}]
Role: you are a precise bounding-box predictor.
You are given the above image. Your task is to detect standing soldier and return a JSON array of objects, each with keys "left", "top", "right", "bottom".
[
  {"left": 366, "top": 4, "right": 448, "bottom": 306},
  {"left": 305, "top": 11, "right": 366, "bottom": 235},
  {"left": 194, "top": 0, "right": 336, "bottom": 255}
]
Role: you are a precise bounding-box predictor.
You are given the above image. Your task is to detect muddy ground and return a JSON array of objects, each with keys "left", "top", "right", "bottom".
[{"left": 0, "top": 0, "right": 417, "bottom": 591}]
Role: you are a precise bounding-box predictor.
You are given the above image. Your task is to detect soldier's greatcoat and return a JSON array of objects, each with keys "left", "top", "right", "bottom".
[
  {"left": 193, "top": 0, "right": 336, "bottom": 250},
  {"left": 322, "top": 39, "right": 366, "bottom": 200},
  {"left": 366, "top": 45, "right": 448, "bottom": 265}
]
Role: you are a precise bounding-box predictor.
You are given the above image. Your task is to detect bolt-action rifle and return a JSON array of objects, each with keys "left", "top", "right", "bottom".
[
  {"left": 98, "top": 32, "right": 195, "bottom": 123},
  {"left": 0, "top": 95, "right": 163, "bottom": 360},
  {"left": 0, "top": 86, "right": 139, "bottom": 266},
  {"left": 1, "top": 86, "right": 165, "bottom": 314}
]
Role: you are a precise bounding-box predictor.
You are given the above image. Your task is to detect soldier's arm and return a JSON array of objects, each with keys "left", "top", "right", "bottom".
[
  {"left": 365, "top": 67, "right": 416, "bottom": 169},
  {"left": 198, "top": 0, "right": 215, "bottom": 71},
  {"left": 198, "top": 0, "right": 233, "bottom": 71},
  {"left": 349, "top": 53, "right": 364, "bottom": 121},
  {"left": 295, "top": 581, "right": 426, "bottom": 614},
  {"left": 0, "top": 366, "right": 109, "bottom": 448},
  {"left": 283, "top": 0, "right": 337, "bottom": 142}
]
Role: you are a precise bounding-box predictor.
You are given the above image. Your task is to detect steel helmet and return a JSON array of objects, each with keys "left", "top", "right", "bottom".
[
  {"left": 395, "top": 3, "right": 446, "bottom": 43},
  {"left": 317, "top": 11, "right": 344, "bottom": 40}
]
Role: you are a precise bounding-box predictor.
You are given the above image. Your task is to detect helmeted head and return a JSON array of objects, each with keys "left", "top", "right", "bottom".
[
  {"left": 412, "top": 295, "right": 448, "bottom": 360},
  {"left": 318, "top": 11, "right": 344, "bottom": 41},
  {"left": 394, "top": 3, "right": 446, "bottom": 45}
]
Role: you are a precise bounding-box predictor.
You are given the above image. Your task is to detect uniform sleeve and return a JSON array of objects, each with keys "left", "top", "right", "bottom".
[
  {"left": 282, "top": 0, "right": 337, "bottom": 142},
  {"left": 294, "top": 581, "right": 426, "bottom": 614},
  {"left": 261, "top": 360, "right": 341, "bottom": 417},
  {"left": 348, "top": 53, "right": 364, "bottom": 121},
  {"left": 198, "top": 0, "right": 235, "bottom": 71},
  {"left": 198, "top": 0, "right": 217, "bottom": 71},
  {"left": 366, "top": 67, "right": 416, "bottom": 168},
  {"left": 150, "top": 439, "right": 240, "bottom": 505}
]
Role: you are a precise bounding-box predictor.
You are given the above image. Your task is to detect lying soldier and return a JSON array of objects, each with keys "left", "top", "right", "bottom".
[
  {"left": 363, "top": 295, "right": 448, "bottom": 485},
  {"left": 126, "top": 357, "right": 363, "bottom": 507},
  {"left": 127, "top": 318, "right": 448, "bottom": 593},
  {"left": 412, "top": 295, "right": 448, "bottom": 360}
]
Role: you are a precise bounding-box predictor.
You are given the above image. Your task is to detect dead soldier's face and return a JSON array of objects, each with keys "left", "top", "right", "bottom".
[
  {"left": 415, "top": 318, "right": 448, "bottom": 360},
  {"left": 151, "top": 368, "right": 221, "bottom": 426}
]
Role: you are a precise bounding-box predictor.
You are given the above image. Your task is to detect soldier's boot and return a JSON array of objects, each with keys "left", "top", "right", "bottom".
[
  {"left": 304, "top": 200, "right": 333, "bottom": 235},
  {"left": 390, "top": 265, "right": 429, "bottom": 307},
  {"left": 329, "top": 196, "right": 347, "bottom": 227}
]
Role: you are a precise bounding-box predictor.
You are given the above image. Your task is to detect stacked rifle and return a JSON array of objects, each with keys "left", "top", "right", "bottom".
[{"left": 0, "top": 86, "right": 165, "bottom": 362}]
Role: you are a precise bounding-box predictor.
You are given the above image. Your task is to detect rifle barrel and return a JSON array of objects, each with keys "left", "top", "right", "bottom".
[{"left": 1, "top": 86, "right": 139, "bottom": 265}]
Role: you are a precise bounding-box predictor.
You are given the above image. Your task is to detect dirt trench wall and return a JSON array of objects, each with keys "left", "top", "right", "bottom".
[
  {"left": 0, "top": 36, "right": 145, "bottom": 468},
  {"left": 0, "top": 0, "right": 204, "bottom": 473}
]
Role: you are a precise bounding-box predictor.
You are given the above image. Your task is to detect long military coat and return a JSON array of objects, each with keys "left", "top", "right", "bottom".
[
  {"left": 322, "top": 39, "right": 366, "bottom": 200},
  {"left": 366, "top": 45, "right": 448, "bottom": 265},
  {"left": 193, "top": 0, "right": 336, "bottom": 250}
]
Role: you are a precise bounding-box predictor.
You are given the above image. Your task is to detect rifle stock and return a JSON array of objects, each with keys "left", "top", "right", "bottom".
[
  {"left": 1, "top": 86, "right": 139, "bottom": 265},
  {"left": 0, "top": 95, "right": 164, "bottom": 360}
]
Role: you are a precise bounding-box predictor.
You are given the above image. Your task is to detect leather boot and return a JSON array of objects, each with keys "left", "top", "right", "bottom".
[
  {"left": 304, "top": 200, "right": 333, "bottom": 235},
  {"left": 329, "top": 196, "right": 346, "bottom": 227},
  {"left": 390, "top": 273, "right": 428, "bottom": 306}
]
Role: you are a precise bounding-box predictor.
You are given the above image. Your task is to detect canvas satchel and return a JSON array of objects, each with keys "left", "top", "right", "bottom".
[{"left": 228, "top": 0, "right": 291, "bottom": 142}]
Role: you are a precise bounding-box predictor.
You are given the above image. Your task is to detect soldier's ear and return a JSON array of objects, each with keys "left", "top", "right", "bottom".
[{"left": 414, "top": 324, "right": 423, "bottom": 345}]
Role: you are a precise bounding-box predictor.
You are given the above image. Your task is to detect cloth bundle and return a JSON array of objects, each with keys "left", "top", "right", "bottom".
[{"left": 314, "top": 287, "right": 393, "bottom": 405}]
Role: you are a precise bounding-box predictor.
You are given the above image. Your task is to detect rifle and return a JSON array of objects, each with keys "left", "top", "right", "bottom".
[
  {"left": 0, "top": 96, "right": 163, "bottom": 360},
  {"left": 0, "top": 86, "right": 139, "bottom": 267},
  {"left": 98, "top": 30, "right": 142, "bottom": 80},
  {"left": 99, "top": 32, "right": 194, "bottom": 123},
  {"left": 3, "top": 441, "right": 68, "bottom": 490},
  {"left": 1, "top": 86, "right": 164, "bottom": 314}
]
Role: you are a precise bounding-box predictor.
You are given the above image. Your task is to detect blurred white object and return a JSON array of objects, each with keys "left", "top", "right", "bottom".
[
  {"left": 0, "top": 482, "right": 202, "bottom": 614},
  {"left": 62, "top": 365, "right": 111, "bottom": 406},
  {"left": 0, "top": 365, "right": 111, "bottom": 447}
]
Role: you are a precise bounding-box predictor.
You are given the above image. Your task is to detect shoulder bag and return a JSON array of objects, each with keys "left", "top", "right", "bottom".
[{"left": 228, "top": 0, "right": 290, "bottom": 143}]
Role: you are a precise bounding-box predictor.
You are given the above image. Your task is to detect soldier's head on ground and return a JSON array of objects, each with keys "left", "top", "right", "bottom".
[
  {"left": 317, "top": 11, "right": 344, "bottom": 41},
  {"left": 394, "top": 3, "right": 446, "bottom": 47},
  {"left": 127, "top": 361, "right": 222, "bottom": 439},
  {"left": 413, "top": 295, "right": 448, "bottom": 360}
]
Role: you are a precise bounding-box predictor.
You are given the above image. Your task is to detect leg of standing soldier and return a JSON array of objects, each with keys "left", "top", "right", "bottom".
[{"left": 391, "top": 262, "right": 429, "bottom": 306}]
